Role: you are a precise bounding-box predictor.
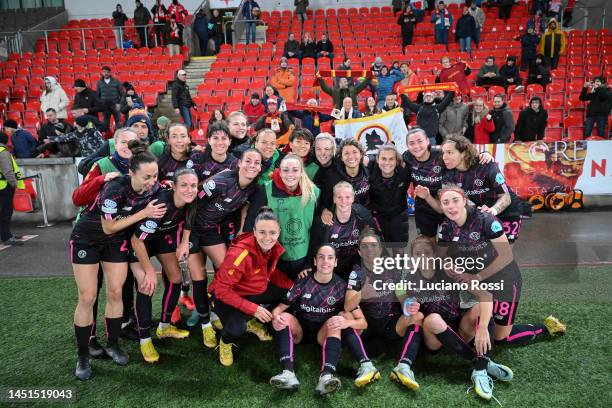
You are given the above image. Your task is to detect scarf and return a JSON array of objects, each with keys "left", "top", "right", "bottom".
[
  {"left": 271, "top": 168, "right": 301, "bottom": 196},
  {"left": 111, "top": 150, "right": 130, "bottom": 174}
]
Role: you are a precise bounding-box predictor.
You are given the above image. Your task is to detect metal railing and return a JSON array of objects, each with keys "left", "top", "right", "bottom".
[
  {"left": 562, "top": 3, "right": 607, "bottom": 31},
  {"left": 225, "top": 18, "right": 265, "bottom": 46}
]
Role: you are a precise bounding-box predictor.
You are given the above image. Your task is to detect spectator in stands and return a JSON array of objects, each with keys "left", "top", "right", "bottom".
[
  {"left": 499, "top": 56, "right": 523, "bottom": 91},
  {"left": 270, "top": 57, "right": 297, "bottom": 103},
  {"left": 171, "top": 69, "right": 194, "bottom": 129},
  {"left": 432, "top": 1, "right": 453, "bottom": 47},
  {"left": 317, "top": 74, "right": 371, "bottom": 110},
  {"left": 151, "top": 0, "right": 169, "bottom": 47},
  {"left": 316, "top": 34, "right": 334, "bottom": 66},
  {"left": 210, "top": 9, "right": 224, "bottom": 54},
  {"left": 439, "top": 93, "right": 468, "bottom": 138},
  {"left": 134, "top": 0, "right": 153, "bottom": 48},
  {"left": 539, "top": 19, "right": 565, "bottom": 69},
  {"left": 242, "top": 0, "right": 260, "bottom": 45},
  {"left": 120, "top": 82, "right": 144, "bottom": 124},
  {"left": 532, "top": 0, "right": 547, "bottom": 15},
  {"left": 437, "top": 56, "right": 471, "bottom": 95},
  {"left": 397, "top": 4, "right": 417, "bottom": 51},
  {"left": 36, "top": 108, "right": 73, "bottom": 156},
  {"left": 244, "top": 93, "right": 266, "bottom": 124},
  {"left": 489, "top": 94, "right": 515, "bottom": 143},
  {"left": 47, "top": 115, "right": 105, "bottom": 157},
  {"left": 374, "top": 65, "right": 404, "bottom": 108},
  {"left": 283, "top": 33, "right": 301, "bottom": 60},
  {"left": 262, "top": 85, "right": 284, "bottom": 112},
  {"left": 40, "top": 76, "right": 69, "bottom": 120},
  {"left": 381, "top": 94, "right": 399, "bottom": 112},
  {"left": 209, "top": 109, "right": 226, "bottom": 124},
  {"left": 394, "top": 62, "right": 421, "bottom": 101},
  {"left": 112, "top": 4, "right": 128, "bottom": 49},
  {"left": 156, "top": 115, "right": 170, "bottom": 142},
  {"left": 286, "top": 99, "right": 334, "bottom": 135},
  {"left": 498, "top": 0, "right": 514, "bottom": 22},
  {"left": 254, "top": 97, "right": 292, "bottom": 138},
  {"left": 527, "top": 10, "right": 546, "bottom": 37},
  {"left": 563, "top": 0, "right": 576, "bottom": 27},
  {"left": 455, "top": 7, "right": 477, "bottom": 56},
  {"left": 193, "top": 8, "right": 209, "bottom": 55},
  {"left": 465, "top": 98, "right": 495, "bottom": 144},
  {"left": 514, "top": 96, "right": 548, "bottom": 142},
  {"left": 96, "top": 66, "right": 123, "bottom": 131},
  {"left": 72, "top": 79, "right": 103, "bottom": 118},
  {"left": 300, "top": 32, "right": 317, "bottom": 61},
  {"left": 476, "top": 56, "right": 503, "bottom": 87},
  {"left": 295, "top": 0, "right": 309, "bottom": 22},
  {"left": 335, "top": 56, "right": 353, "bottom": 85},
  {"left": 527, "top": 54, "right": 551, "bottom": 88},
  {"left": 0, "top": 131, "right": 24, "bottom": 247},
  {"left": 400, "top": 90, "right": 454, "bottom": 144},
  {"left": 371, "top": 57, "right": 384, "bottom": 78},
  {"left": 520, "top": 25, "right": 540, "bottom": 71},
  {"left": 468, "top": 2, "right": 485, "bottom": 48},
  {"left": 580, "top": 77, "right": 612, "bottom": 138},
  {"left": 166, "top": 15, "right": 182, "bottom": 56},
  {"left": 167, "top": 0, "right": 188, "bottom": 45},
  {"left": 547, "top": 0, "right": 562, "bottom": 21},
  {"left": 393, "top": 0, "right": 403, "bottom": 16},
  {"left": 4, "top": 119, "right": 38, "bottom": 159},
  {"left": 410, "top": 0, "right": 426, "bottom": 22},
  {"left": 364, "top": 96, "right": 382, "bottom": 116},
  {"left": 337, "top": 96, "right": 363, "bottom": 119}
]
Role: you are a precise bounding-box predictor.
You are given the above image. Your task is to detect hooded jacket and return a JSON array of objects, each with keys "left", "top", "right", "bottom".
[
  {"left": 439, "top": 100, "right": 468, "bottom": 138},
  {"left": 40, "top": 77, "right": 70, "bottom": 119},
  {"left": 270, "top": 67, "right": 297, "bottom": 103},
  {"left": 539, "top": 19, "right": 566, "bottom": 58},
  {"left": 527, "top": 55, "right": 551, "bottom": 85},
  {"left": 521, "top": 30, "right": 541, "bottom": 60},
  {"left": 208, "top": 232, "right": 292, "bottom": 315},
  {"left": 515, "top": 97, "right": 548, "bottom": 141},
  {"left": 579, "top": 84, "right": 612, "bottom": 117},
  {"left": 401, "top": 92, "right": 454, "bottom": 140},
  {"left": 499, "top": 56, "right": 521, "bottom": 83},
  {"left": 489, "top": 103, "right": 515, "bottom": 143}
]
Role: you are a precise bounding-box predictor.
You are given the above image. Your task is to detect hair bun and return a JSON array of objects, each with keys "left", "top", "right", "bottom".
[
  {"left": 128, "top": 139, "right": 148, "bottom": 155},
  {"left": 257, "top": 206, "right": 274, "bottom": 216}
]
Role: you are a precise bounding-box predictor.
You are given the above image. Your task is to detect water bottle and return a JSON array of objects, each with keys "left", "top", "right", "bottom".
[
  {"left": 402, "top": 297, "right": 416, "bottom": 317},
  {"left": 179, "top": 257, "right": 191, "bottom": 286}
]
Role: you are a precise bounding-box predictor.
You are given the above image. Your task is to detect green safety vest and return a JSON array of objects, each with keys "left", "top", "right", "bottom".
[
  {"left": 265, "top": 180, "right": 319, "bottom": 261},
  {"left": 109, "top": 138, "right": 116, "bottom": 154},
  {"left": 305, "top": 161, "right": 319, "bottom": 181},
  {"left": 0, "top": 146, "right": 25, "bottom": 190},
  {"left": 75, "top": 156, "right": 119, "bottom": 221},
  {"left": 258, "top": 150, "right": 281, "bottom": 186}
]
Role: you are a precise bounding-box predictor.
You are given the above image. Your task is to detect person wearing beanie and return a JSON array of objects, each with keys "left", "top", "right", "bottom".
[
  {"left": 47, "top": 115, "right": 105, "bottom": 157},
  {"left": 0, "top": 130, "right": 25, "bottom": 246},
  {"left": 156, "top": 116, "right": 171, "bottom": 142},
  {"left": 40, "top": 76, "right": 70, "bottom": 119},
  {"left": 120, "top": 82, "right": 145, "bottom": 124},
  {"left": 243, "top": 93, "right": 266, "bottom": 124},
  {"left": 270, "top": 57, "right": 297, "bottom": 103},
  {"left": 515, "top": 96, "right": 548, "bottom": 142},
  {"left": 72, "top": 79, "right": 104, "bottom": 117},
  {"left": 3, "top": 119, "right": 38, "bottom": 159},
  {"left": 253, "top": 96, "right": 292, "bottom": 139},
  {"left": 96, "top": 66, "right": 123, "bottom": 131},
  {"left": 36, "top": 108, "right": 74, "bottom": 157}
]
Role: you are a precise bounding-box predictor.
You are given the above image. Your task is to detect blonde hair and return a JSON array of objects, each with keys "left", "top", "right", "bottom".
[
  {"left": 470, "top": 98, "right": 489, "bottom": 125},
  {"left": 315, "top": 133, "right": 337, "bottom": 156},
  {"left": 279, "top": 154, "right": 318, "bottom": 207},
  {"left": 333, "top": 180, "right": 354, "bottom": 196}
]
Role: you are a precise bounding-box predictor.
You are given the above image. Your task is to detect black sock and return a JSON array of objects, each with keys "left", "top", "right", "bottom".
[
  {"left": 473, "top": 318, "right": 495, "bottom": 371},
  {"left": 321, "top": 336, "right": 341, "bottom": 375},
  {"left": 435, "top": 327, "right": 476, "bottom": 362},
  {"left": 276, "top": 326, "right": 294, "bottom": 371},
  {"left": 181, "top": 284, "right": 190, "bottom": 294},
  {"left": 495, "top": 323, "right": 547, "bottom": 346},
  {"left": 160, "top": 282, "right": 181, "bottom": 323},
  {"left": 105, "top": 317, "right": 123, "bottom": 347},
  {"left": 122, "top": 270, "right": 135, "bottom": 324},
  {"left": 75, "top": 324, "right": 92, "bottom": 357},
  {"left": 399, "top": 324, "right": 422, "bottom": 366},
  {"left": 341, "top": 328, "right": 370, "bottom": 364},
  {"left": 135, "top": 291, "right": 152, "bottom": 339},
  {"left": 192, "top": 279, "right": 210, "bottom": 324}
]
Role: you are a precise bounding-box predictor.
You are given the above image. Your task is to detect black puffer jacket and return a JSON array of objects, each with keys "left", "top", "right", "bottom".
[
  {"left": 401, "top": 92, "right": 454, "bottom": 140},
  {"left": 514, "top": 97, "right": 548, "bottom": 142},
  {"left": 579, "top": 85, "right": 612, "bottom": 117},
  {"left": 171, "top": 79, "right": 193, "bottom": 109}
]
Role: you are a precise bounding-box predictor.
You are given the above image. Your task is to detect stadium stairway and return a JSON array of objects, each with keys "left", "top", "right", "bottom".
[{"left": 153, "top": 56, "right": 215, "bottom": 123}]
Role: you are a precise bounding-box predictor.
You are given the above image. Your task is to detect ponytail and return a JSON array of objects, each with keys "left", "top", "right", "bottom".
[{"left": 128, "top": 139, "right": 156, "bottom": 172}]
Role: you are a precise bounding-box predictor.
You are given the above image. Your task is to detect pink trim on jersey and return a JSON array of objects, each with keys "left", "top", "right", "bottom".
[
  {"left": 176, "top": 221, "right": 184, "bottom": 245},
  {"left": 104, "top": 213, "right": 113, "bottom": 220},
  {"left": 69, "top": 240, "right": 74, "bottom": 263},
  {"left": 353, "top": 328, "right": 369, "bottom": 359},
  {"left": 399, "top": 325, "right": 420, "bottom": 361},
  {"left": 507, "top": 284, "right": 517, "bottom": 325},
  {"left": 138, "top": 232, "right": 149, "bottom": 241},
  {"left": 289, "top": 327, "right": 294, "bottom": 362}
]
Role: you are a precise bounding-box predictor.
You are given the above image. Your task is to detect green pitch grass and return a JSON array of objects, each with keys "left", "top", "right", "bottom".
[{"left": 1, "top": 266, "right": 610, "bottom": 408}]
